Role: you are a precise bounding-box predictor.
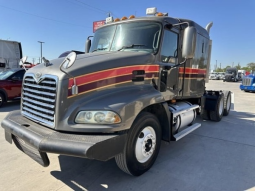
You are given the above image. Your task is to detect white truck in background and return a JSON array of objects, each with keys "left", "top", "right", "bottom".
[
  {"left": 0, "top": 40, "right": 23, "bottom": 72},
  {"left": 238, "top": 70, "right": 246, "bottom": 79}
]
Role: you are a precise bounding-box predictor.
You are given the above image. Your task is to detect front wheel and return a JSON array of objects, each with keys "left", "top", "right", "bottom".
[{"left": 115, "top": 112, "right": 162, "bottom": 176}]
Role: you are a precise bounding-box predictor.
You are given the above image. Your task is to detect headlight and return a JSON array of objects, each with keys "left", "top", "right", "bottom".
[
  {"left": 252, "top": 83, "right": 255, "bottom": 87},
  {"left": 75, "top": 111, "right": 121, "bottom": 124}
]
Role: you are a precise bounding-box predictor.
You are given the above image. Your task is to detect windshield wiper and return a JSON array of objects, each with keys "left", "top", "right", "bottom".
[
  {"left": 92, "top": 48, "right": 108, "bottom": 52},
  {"left": 117, "top": 44, "right": 145, "bottom": 51}
]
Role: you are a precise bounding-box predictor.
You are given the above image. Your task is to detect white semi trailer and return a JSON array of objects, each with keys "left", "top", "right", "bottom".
[{"left": 0, "top": 40, "right": 22, "bottom": 72}]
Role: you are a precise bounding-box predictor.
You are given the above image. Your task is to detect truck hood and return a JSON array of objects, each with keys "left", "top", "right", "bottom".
[{"left": 27, "top": 51, "right": 156, "bottom": 80}]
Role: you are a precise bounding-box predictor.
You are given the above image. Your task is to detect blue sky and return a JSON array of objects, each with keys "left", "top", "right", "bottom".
[{"left": 0, "top": 0, "right": 254, "bottom": 68}]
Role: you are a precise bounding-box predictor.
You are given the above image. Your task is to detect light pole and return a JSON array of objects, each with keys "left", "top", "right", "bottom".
[{"left": 38, "top": 41, "right": 44, "bottom": 63}]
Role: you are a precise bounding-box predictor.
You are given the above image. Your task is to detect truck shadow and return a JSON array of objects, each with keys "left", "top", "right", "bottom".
[
  {"left": 50, "top": 110, "right": 255, "bottom": 191},
  {"left": 0, "top": 100, "right": 20, "bottom": 112}
]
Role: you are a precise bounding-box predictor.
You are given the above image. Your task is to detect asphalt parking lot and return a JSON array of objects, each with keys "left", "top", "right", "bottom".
[{"left": 0, "top": 80, "right": 254, "bottom": 191}]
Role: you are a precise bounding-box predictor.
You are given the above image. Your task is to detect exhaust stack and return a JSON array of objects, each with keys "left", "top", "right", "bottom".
[{"left": 205, "top": 22, "right": 213, "bottom": 34}]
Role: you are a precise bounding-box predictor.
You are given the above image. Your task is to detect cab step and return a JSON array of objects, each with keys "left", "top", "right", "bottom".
[{"left": 173, "top": 123, "right": 201, "bottom": 141}]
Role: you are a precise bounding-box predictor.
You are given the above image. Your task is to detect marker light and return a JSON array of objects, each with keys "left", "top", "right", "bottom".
[
  {"left": 121, "top": 16, "right": 127, "bottom": 20},
  {"left": 114, "top": 18, "right": 120, "bottom": 22},
  {"left": 157, "top": 12, "right": 163, "bottom": 16},
  {"left": 75, "top": 111, "right": 121, "bottom": 124},
  {"left": 129, "top": 15, "right": 135, "bottom": 19}
]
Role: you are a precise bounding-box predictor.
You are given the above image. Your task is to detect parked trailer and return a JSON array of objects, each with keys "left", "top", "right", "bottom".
[
  {"left": 0, "top": 40, "right": 22, "bottom": 72},
  {"left": 1, "top": 7, "right": 231, "bottom": 176}
]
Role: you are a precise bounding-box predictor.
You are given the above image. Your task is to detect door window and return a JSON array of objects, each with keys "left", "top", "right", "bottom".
[{"left": 161, "top": 30, "right": 178, "bottom": 63}]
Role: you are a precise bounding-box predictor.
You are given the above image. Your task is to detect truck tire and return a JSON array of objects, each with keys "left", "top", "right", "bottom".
[
  {"left": 223, "top": 91, "right": 231, "bottom": 116},
  {"left": 209, "top": 93, "right": 224, "bottom": 122},
  {"left": 0, "top": 93, "right": 5, "bottom": 108},
  {"left": 115, "top": 112, "right": 162, "bottom": 176}
]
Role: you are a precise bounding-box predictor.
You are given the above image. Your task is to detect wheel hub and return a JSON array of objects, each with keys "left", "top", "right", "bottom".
[
  {"left": 135, "top": 126, "right": 156, "bottom": 163},
  {"left": 145, "top": 139, "right": 152, "bottom": 152},
  {"left": 142, "top": 134, "right": 155, "bottom": 155}
]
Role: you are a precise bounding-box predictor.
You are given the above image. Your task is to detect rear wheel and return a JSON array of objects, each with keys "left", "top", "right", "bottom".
[
  {"left": 209, "top": 93, "right": 224, "bottom": 122},
  {"left": 223, "top": 91, "right": 231, "bottom": 116},
  {"left": 115, "top": 112, "right": 162, "bottom": 176}
]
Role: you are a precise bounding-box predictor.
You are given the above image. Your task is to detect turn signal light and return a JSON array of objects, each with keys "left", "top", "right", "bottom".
[
  {"left": 171, "top": 99, "right": 176, "bottom": 103},
  {"left": 121, "top": 16, "right": 128, "bottom": 20}
]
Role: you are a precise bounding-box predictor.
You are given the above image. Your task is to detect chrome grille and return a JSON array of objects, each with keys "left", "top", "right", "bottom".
[
  {"left": 21, "top": 74, "right": 57, "bottom": 128},
  {"left": 242, "top": 78, "right": 252, "bottom": 86}
]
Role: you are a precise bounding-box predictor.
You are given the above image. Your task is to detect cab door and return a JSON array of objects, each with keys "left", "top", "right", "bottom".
[{"left": 159, "top": 26, "right": 180, "bottom": 100}]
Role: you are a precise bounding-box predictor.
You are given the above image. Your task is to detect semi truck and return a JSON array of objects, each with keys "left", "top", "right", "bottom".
[
  {"left": 223, "top": 67, "right": 241, "bottom": 82},
  {"left": 240, "top": 71, "right": 255, "bottom": 92},
  {"left": 1, "top": 7, "right": 232, "bottom": 176},
  {"left": 0, "top": 40, "right": 23, "bottom": 72}
]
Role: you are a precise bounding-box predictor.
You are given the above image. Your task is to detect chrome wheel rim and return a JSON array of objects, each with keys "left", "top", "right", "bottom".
[
  {"left": 219, "top": 97, "right": 224, "bottom": 115},
  {"left": 135, "top": 126, "right": 156, "bottom": 163},
  {"left": 226, "top": 95, "right": 231, "bottom": 110}
]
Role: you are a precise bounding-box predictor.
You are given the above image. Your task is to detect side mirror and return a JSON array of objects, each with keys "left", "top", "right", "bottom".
[
  {"left": 11, "top": 76, "right": 19, "bottom": 81},
  {"left": 19, "top": 56, "right": 28, "bottom": 69},
  {"left": 85, "top": 36, "right": 93, "bottom": 53},
  {"left": 20, "top": 56, "right": 27, "bottom": 64},
  {"left": 182, "top": 27, "right": 197, "bottom": 59}
]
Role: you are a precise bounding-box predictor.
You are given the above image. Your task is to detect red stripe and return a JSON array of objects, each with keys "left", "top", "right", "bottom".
[
  {"left": 179, "top": 67, "right": 206, "bottom": 75},
  {"left": 69, "top": 65, "right": 159, "bottom": 87}
]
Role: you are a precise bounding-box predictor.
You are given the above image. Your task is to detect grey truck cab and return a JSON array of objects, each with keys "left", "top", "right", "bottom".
[
  {"left": 223, "top": 67, "right": 240, "bottom": 82},
  {"left": 1, "top": 7, "right": 231, "bottom": 176}
]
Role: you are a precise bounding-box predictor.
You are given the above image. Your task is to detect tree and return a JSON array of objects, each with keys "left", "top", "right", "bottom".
[
  {"left": 247, "top": 62, "right": 255, "bottom": 71},
  {"left": 236, "top": 63, "right": 241, "bottom": 70},
  {"left": 215, "top": 68, "right": 224, "bottom": 72},
  {"left": 241, "top": 66, "right": 250, "bottom": 71}
]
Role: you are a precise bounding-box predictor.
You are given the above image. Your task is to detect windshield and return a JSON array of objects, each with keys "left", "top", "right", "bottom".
[
  {"left": 90, "top": 21, "right": 161, "bottom": 53},
  {"left": 226, "top": 71, "right": 233, "bottom": 74},
  {"left": 0, "top": 70, "right": 15, "bottom": 80}
]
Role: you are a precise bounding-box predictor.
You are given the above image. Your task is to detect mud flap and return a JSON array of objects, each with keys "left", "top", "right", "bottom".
[{"left": 201, "top": 90, "right": 224, "bottom": 121}]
